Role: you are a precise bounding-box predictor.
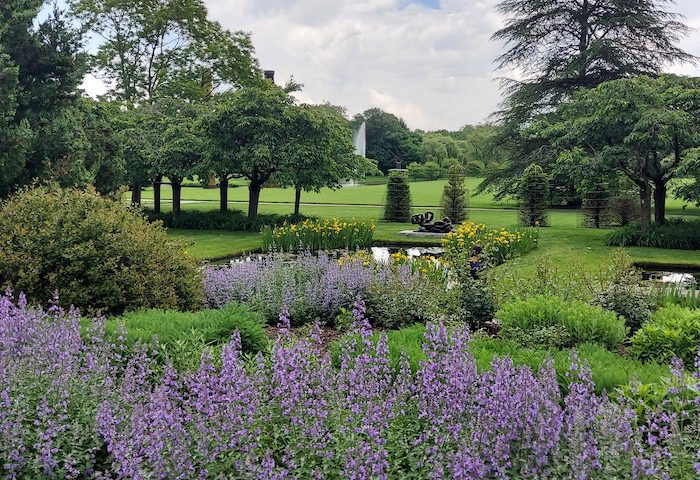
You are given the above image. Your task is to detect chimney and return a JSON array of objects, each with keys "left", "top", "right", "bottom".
[{"left": 264, "top": 70, "right": 275, "bottom": 83}]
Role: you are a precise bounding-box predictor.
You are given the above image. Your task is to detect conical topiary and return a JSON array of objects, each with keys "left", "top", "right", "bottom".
[
  {"left": 384, "top": 170, "right": 411, "bottom": 222},
  {"left": 441, "top": 164, "right": 469, "bottom": 223},
  {"left": 518, "top": 163, "right": 549, "bottom": 226}
]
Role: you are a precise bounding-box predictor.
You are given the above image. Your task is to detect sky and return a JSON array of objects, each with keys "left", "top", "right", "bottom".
[{"left": 79, "top": 0, "right": 700, "bottom": 131}]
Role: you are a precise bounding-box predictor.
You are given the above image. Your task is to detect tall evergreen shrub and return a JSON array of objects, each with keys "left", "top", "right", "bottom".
[
  {"left": 384, "top": 170, "right": 412, "bottom": 221},
  {"left": 518, "top": 164, "right": 549, "bottom": 226},
  {"left": 441, "top": 164, "right": 469, "bottom": 223}
]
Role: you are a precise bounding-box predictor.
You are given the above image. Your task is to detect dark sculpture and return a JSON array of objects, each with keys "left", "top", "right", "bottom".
[{"left": 411, "top": 211, "right": 454, "bottom": 233}]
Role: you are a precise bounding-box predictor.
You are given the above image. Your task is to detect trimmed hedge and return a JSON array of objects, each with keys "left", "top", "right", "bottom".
[{"left": 145, "top": 209, "right": 311, "bottom": 232}]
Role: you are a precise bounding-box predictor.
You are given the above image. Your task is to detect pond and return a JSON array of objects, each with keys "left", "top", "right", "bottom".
[{"left": 213, "top": 245, "right": 445, "bottom": 266}]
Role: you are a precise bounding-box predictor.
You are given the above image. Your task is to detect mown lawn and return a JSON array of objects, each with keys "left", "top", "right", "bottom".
[
  {"left": 166, "top": 200, "right": 700, "bottom": 270},
  {"left": 137, "top": 177, "right": 698, "bottom": 215}
]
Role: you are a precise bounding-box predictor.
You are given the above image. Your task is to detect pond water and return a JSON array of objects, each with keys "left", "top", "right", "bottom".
[{"left": 215, "top": 248, "right": 699, "bottom": 287}]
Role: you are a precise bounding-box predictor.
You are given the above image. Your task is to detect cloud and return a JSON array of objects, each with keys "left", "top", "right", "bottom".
[
  {"left": 75, "top": 0, "right": 700, "bottom": 131},
  {"left": 206, "top": 0, "right": 506, "bottom": 130}
]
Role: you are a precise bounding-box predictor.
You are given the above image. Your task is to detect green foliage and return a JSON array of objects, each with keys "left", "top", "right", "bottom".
[
  {"left": 203, "top": 84, "right": 308, "bottom": 219},
  {"left": 332, "top": 325, "right": 669, "bottom": 394},
  {"left": 497, "top": 295, "right": 627, "bottom": 350},
  {"left": 70, "top": 0, "right": 259, "bottom": 102},
  {"left": 440, "top": 164, "right": 468, "bottom": 223},
  {"left": 422, "top": 161, "right": 441, "bottom": 180},
  {"left": 354, "top": 108, "right": 422, "bottom": 173},
  {"left": 654, "top": 282, "right": 699, "bottom": 310},
  {"left": 0, "top": 185, "right": 202, "bottom": 315},
  {"left": 273, "top": 104, "right": 368, "bottom": 215},
  {"left": 383, "top": 170, "right": 412, "bottom": 221},
  {"left": 407, "top": 162, "right": 426, "bottom": 180},
  {"left": 518, "top": 163, "right": 549, "bottom": 226},
  {"left": 606, "top": 218, "right": 700, "bottom": 250},
  {"left": 591, "top": 269, "right": 655, "bottom": 333},
  {"left": 98, "top": 303, "right": 268, "bottom": 370},
  {"left": 629, "top": 305, "right": 700, "bottom": 368},
  {"left": 365, "top": 273, "right": 454, "bottom": 330},
  {"left": 145, "top": 209, "right": 310, "bottom": 231},
  {"left": 261, "top": 219, "right": 375, "bottom": 252}
]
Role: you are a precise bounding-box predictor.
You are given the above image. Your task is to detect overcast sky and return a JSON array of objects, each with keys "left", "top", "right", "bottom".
[{"left": 80, "top": 0, "right": 700, "bottom": 131}]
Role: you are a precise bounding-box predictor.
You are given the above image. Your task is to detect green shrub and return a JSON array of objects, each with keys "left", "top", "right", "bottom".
[
  {"left": 606, "top": 218, "right": 700, "bottom": 250},
  {"left": 497, "top": 295, "right": 627, "bottom": 350},
  {"left": 407, "top": 162, "right": 427, "bottom": 180},
  {"left": 145, "top": 209, "right": 310, "bottom": 232},
  {"left": 0, "top": 185, "right": 202, "bottom": 315},
  {"left": 384, "top": 170, "right": 412, "bottom": 221},
  {"left": 440, "top": 164, "right": 468, "bottom": 223},
  {"left": 629, "top": 305, "right": 700, "bottom": 367},
  {"left": 332, "top": 324, "right": 669, "bottom": 394},
  {"left": 422, "top": 161, "right": 441, "bottom": 180},
  {"left": 591, "top": 269, "right": 655, "bottom": 332},
  {"left": 518, "top": 163, "right": 549, "bottom": 227},
  {"left": 365, "top": 272, "right": 454, "bottom": 329},
  {"left": 654, "top": 281, "right": 699, "bottom": 309},
  {"left": 88, "top": 303, "right": 268, "bottom": 370}
]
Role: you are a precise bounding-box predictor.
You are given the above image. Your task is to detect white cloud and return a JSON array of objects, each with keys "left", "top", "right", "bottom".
[{"left": 77, "top": 0, "right": 700, "bottom": 130}]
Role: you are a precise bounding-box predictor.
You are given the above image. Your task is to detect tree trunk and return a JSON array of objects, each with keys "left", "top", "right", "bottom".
[
  {"left": 248, "top": 182, "right": 262, "bottom": 220},
  {"left": 131, "top": 183, "right": 141, "bottom": 206},
  {"left": 294, "top": 186, "right": 302, "bottom": 216},
  {"left": 653, "top": 180, "right": 667, "bottom": 225},
  {"left": 172, "top": 180, "right": 182, "bottom": 214},
  {"left": 219, "top": 177, "right": 228, "bottom": 212},
  {"left": 153, "top": 175, "right": 162, "bottom": 213},
  {"left": 639, "top": 183, "right": 652, "bottom": 231}
]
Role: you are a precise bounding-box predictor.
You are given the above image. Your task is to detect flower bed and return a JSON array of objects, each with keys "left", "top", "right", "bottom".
[
  {"left": 261, "top": 218, "right": 375, "bottom": 252},
  {"left": 442, "top": 222, "right": 539, "bottom": 267},
  {"left": 2, "top": 294, "right": 698, "bottom": 479}
]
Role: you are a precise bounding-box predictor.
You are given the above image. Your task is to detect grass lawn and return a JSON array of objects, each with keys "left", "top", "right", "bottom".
[
  {"left": 137, "top": 177, "right": 698, "bottom": 215},
  {"left": 145, "top": 178, "right": 700, "bottom": 266},
  {"left": 166, "top": 201, "right": 700, "bottom": 270}
]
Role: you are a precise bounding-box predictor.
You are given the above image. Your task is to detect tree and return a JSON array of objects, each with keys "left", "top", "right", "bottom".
[
  {"left": 481, "top": 0, "right": 695, "bottom": 200},
  {"left": 384, "top": 170, "right": 412, "bottom": 222},
  {"left": 537, "top": 75, "right": 700, "bottom": 228},
  {"left": 441, "top": 164, "right": 468, "bottom": 223},
  {"left": 156, "top": 99, "right": 205, "bottom": 213},
  {"left": 0, "top": 1, "right": 89, "bottom": 195},
  {"left": 274, "top": 105, "right": 374, "bottom": 216},
  {"left": 69, "top": 0, "right": 259, "bottom": 103},
  {"left": 518, "top": 164, "right": 549, "bottom": 227},
  {"left": 354, "top": 108, "right": 421, "bottom": 173},
  {"left": 113, "top": 104, "right": 161, "bottom": 206},
  {"left": 203, "top": 83, "right": 297, "bottom": 220}
]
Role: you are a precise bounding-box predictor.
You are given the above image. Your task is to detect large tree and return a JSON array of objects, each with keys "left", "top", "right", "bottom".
[
  {"left": 480, "top": 0, "right": 695, "bottom": 200},
  {"left": 0, "top": 1, "right": 90, "bottom": 195},
  {"left": 203, "top": 83, "right": 297, "bottom": 220},
  {"left": 275, "top": 105, "right": 378, "bottom": 215},
  {"left": 536, "top": 75, "right": 700, "bottom": 228},
  {"left": 69, "top": 0, "right": 259, "bottom": 103},
  {"left": 156, "top": 99, "right": 205, "bottom": 213},
  {"left": 354, "top": 108, "right": 421, "bottom": 173}
]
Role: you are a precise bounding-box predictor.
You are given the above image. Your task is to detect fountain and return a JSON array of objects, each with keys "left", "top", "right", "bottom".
[{"left": 353, "top": 121, "right": 366, "bottom": 157}]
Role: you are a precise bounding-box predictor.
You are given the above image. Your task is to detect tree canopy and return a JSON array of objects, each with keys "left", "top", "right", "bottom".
[
  {"left": 534, "top": 75, "right": 700, "bottom": 227},
  {"left": 354, "top": 108, "right": 422, "bottom": 173}
]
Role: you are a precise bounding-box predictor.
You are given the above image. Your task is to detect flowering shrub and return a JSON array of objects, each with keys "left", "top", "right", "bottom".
[
  {"left": 203, "top": 253, "right": 453, "bottom": 327},
  {"left": 3, "top": 294, "right": 699, "bottom": 479},
  {"left": 261, "top": 218, "right": 375, "bottom": 252},
  {"left": 442, "top": 221, "right": 539, "bottom": 268}
]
